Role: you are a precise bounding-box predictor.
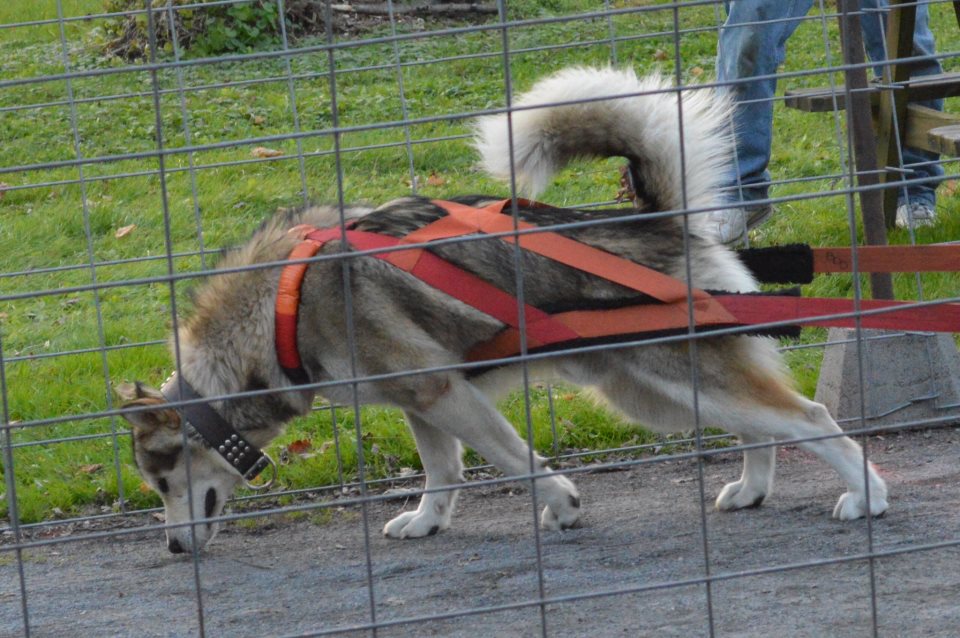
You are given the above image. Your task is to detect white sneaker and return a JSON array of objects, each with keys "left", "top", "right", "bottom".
[
  {"left": 895, "top": 201, "right": 936, "bottom": 228},
  {"left": 707, "top": 204, "right": 773, "bottom": 245}
]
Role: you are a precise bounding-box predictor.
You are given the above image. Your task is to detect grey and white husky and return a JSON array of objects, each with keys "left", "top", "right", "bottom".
[{"left": 119, "top": 67, "right": 887, "bottom": 554}]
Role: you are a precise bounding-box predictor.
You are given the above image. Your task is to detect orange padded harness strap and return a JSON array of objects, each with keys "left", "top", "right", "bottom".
[
  {"left": 275, "top": 238, "right": 325, "bottom": 382},
  {"left": 422, "top": 199, "right": 710, "bottom": 304}
]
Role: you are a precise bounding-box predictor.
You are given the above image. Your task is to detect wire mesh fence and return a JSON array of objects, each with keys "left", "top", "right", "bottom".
[{"left": 1, "top": 0, "right": 959, "bottom": 636}]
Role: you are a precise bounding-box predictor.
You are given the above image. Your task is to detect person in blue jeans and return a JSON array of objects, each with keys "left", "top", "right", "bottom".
[{"left": 711, "top": 0, "right": 945, "bottom": 244}]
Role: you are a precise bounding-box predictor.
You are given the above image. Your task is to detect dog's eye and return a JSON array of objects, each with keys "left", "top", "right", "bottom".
[
  {"left": 157, "top": 478, "right": 169, "bottom": 494},
  {"left": 204, "top": 487, "right": 218, "bottom": 519}
]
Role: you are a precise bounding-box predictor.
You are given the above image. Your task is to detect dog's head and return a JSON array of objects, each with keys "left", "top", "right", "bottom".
[{"left": 117, "top": 381, "right": 243, "bottom": 554}]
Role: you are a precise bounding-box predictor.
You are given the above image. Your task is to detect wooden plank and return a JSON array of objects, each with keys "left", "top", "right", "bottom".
[
  {"left": 876, "top": 0, "right": 916, "bottom": 227},
  {"left": 778, "top": 101, "right": 958, "bottom": 153},
  {"left": 928, "top": 125, "right": 960, "bottom": 156},
  {"left": 783, "top": 86, "right": 873, "bottom": 112},
  {"left": 838, "top": 0, "right": 893, "bottom": 299},
  {"left": 784, "top": 72, "right": 960, "bottom": 112},
  {"left": 903, "top": 72, "right": 960, "bottom": 102},
  {"left": 904, "top": 105, "right": 960, "bottom": 153}
]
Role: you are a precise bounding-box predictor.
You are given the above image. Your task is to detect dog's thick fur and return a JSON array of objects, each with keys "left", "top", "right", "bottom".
[{"left": 119, "top": 67, "right": 887, "bottom": 553}]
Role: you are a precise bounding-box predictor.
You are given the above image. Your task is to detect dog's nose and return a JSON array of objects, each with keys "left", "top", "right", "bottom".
[{"left": 168, "top": 538, "right": 185, "bottom": 554}]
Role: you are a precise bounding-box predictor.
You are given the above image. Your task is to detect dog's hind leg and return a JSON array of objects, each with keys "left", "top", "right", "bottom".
[
  {"left": 563, "top": 353, "right": 886, "bottom": 519},
  {"left": 777, "top": 398, "right": 888, "bottom": 520},
  {"left": 384, "top": 414, "right": 463, "bottom": 539},
  {"left": 409, "top": 376, "right": 581, "bottom": 531},
  {"left": 715, "top": 434, "right": 775, "bottom": 511}
]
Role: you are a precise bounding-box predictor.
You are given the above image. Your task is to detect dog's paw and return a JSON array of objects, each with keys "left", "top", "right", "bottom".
[
  {"left": 383, "top": 510, "right": 449, "bottom": 539},
  {"left": 715, "top": 479, "right": 767, "bottom": 511},
  {"left": 539, "top": 482, "right": 582, "bottom": 531},
  {"left": 832, "top": 491, "right": 889, "bottom": 521}
]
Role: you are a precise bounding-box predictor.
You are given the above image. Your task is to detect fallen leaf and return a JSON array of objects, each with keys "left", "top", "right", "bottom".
[
  {"left": 286, "top": 438, "right": 312, "bottom": 455},
  {"left": 114, "top": 224, "right": 136, "bottom": 239},
  {"left": 79, "top": 463, "right": 103, "bottom": 474},
  {"left": 653, "top": 48, "right": 668, "bottom": 61},
  {"left": 138, "top": 482, "right": 152, "bottom": 493},
  {"left": 690, "top": 66, "right": 704, "bottom": 77},
  {"left": 426, "top": 171, "right": 445, "bottom": 187},
  {"left": 252, "top": 115, "right": 266, "bottom": 126},
  {"left": 251, "top": 146, "right": 283, "bottom": 158},
  {"left": 943, "top": 180, "right": 958, "bottom": 197}
]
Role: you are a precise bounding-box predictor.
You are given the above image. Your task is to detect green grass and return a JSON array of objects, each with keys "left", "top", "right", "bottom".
[{"left": 1, "top": 1, "right": 958, "bottom": 523}]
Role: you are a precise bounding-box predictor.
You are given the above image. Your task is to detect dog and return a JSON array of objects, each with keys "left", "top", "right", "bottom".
[{"left": 118, "top": 67, "right": 888, "bottom": 554}]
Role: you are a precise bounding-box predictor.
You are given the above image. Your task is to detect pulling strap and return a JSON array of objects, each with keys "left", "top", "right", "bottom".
[{"left": 739, "top": 243, "right": 960, "bottom": 284}]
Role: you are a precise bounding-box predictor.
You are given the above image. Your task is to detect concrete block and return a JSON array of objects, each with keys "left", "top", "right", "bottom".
[{"left": 815, "top": 328, "right": 960, "bottom": 426}]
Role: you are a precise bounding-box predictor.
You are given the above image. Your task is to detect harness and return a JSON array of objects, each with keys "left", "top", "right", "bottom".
[{"left": 275, "top": 198, "right": 960, "bottom": 383}]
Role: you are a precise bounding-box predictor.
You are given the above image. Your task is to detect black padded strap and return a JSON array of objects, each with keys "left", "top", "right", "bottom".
[{"left": 162, "top": 378, "right": 272, "bottom": 481}]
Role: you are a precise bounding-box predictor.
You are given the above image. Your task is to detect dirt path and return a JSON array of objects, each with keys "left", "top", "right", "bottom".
[{"left": 2, "top": 427, "right": 958, "bottom": 637}]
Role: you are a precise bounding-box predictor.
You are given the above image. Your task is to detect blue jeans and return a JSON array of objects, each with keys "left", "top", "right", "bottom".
[{"left": 718, "top": 0, "right": 944, "bottom": 208}]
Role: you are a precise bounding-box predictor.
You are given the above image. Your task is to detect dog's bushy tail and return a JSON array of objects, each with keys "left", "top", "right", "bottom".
[{"left": 474, "top": 67, "right": 732, "bottom": 216}]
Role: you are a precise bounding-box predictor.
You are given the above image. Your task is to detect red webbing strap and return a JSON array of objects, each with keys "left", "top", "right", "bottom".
[
  {"left": 812, "top": 244, "right": 960, "bottom": 273},
  {"left": 468, "top": 298, "right": 734, "bottom": 361},
  {"left": 302, "top": 228, "right": 583, "bottom": 348},
  {"left": 715, "top": 295, "right": 960, "bottom": 333},
  {"left": 469, "top": 295, "right": 960, "bottom": 361}
]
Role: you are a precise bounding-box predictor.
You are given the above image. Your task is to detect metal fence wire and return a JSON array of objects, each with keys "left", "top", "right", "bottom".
[{"left": 1, "top": 0, "right": 959, "bottom": 636}]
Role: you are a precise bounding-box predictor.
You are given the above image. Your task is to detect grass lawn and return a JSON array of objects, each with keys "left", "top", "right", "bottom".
[{"left": 0, "top": 0, "right": 958, "bottom": 524}]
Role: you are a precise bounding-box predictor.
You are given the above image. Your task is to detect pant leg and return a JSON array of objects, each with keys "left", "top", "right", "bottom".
[
  {"left": 859, "top": 0, "right": 943, "bottom": 206},
  {"left": 717, "top": 0, "right": 815, "bottom": 204}
]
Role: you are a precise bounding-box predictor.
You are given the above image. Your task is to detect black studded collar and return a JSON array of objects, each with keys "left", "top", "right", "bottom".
[{"left": 161, "top": 374, "right": 276, "bottom": 489}]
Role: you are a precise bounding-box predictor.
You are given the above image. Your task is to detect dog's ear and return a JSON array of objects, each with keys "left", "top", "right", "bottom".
[
  {"left": 115, "top": 381, "right": 162, "bottom": 402},
  {"left": 116, "top": 382, "right": 180, "bottom": 432}
]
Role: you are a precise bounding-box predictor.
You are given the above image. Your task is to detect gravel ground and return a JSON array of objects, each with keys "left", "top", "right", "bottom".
[{"left": 1, "top": 427, "right": 958, "bottom": 638}]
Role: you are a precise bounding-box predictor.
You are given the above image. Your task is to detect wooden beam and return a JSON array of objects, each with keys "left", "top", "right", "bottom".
[
  {"left": 903, "top": 105, "right": 960, "bottom": 154},
  {"left": 784, "top": 72, "right": 960, "bottom": 113},
  {"left": 875, "top": 0, "right": 916, "bottom": 227},
  {"left": 838, "top": 0, "right": 893, "bottom": 300},
  {"left": 928, "top": 125, "right": 960, "bottom": 156}
]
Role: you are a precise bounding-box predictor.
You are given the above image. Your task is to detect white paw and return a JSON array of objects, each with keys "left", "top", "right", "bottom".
[
  {"left": 539, "top": 481, "right": 582, "bottom": 531},
  {"left": 715, "top": 479, "right": 767, "bottom": 511},
  {"left": 383, "top": 509, "right": 449, "bottom": 539},
  {"left": 832, "top": 491, "right": 889, "bottom": 521}
]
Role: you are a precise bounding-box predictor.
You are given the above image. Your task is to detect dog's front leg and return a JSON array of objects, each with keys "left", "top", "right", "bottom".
[
  {"left": 409, "top": 376, "right": 581, "bottom": 532},
  {"left": 384, "top": 413, "right": 463, "bottom": 539},
  {"left": 716, "top": 434, "right": 776, "bottom": 511}
]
